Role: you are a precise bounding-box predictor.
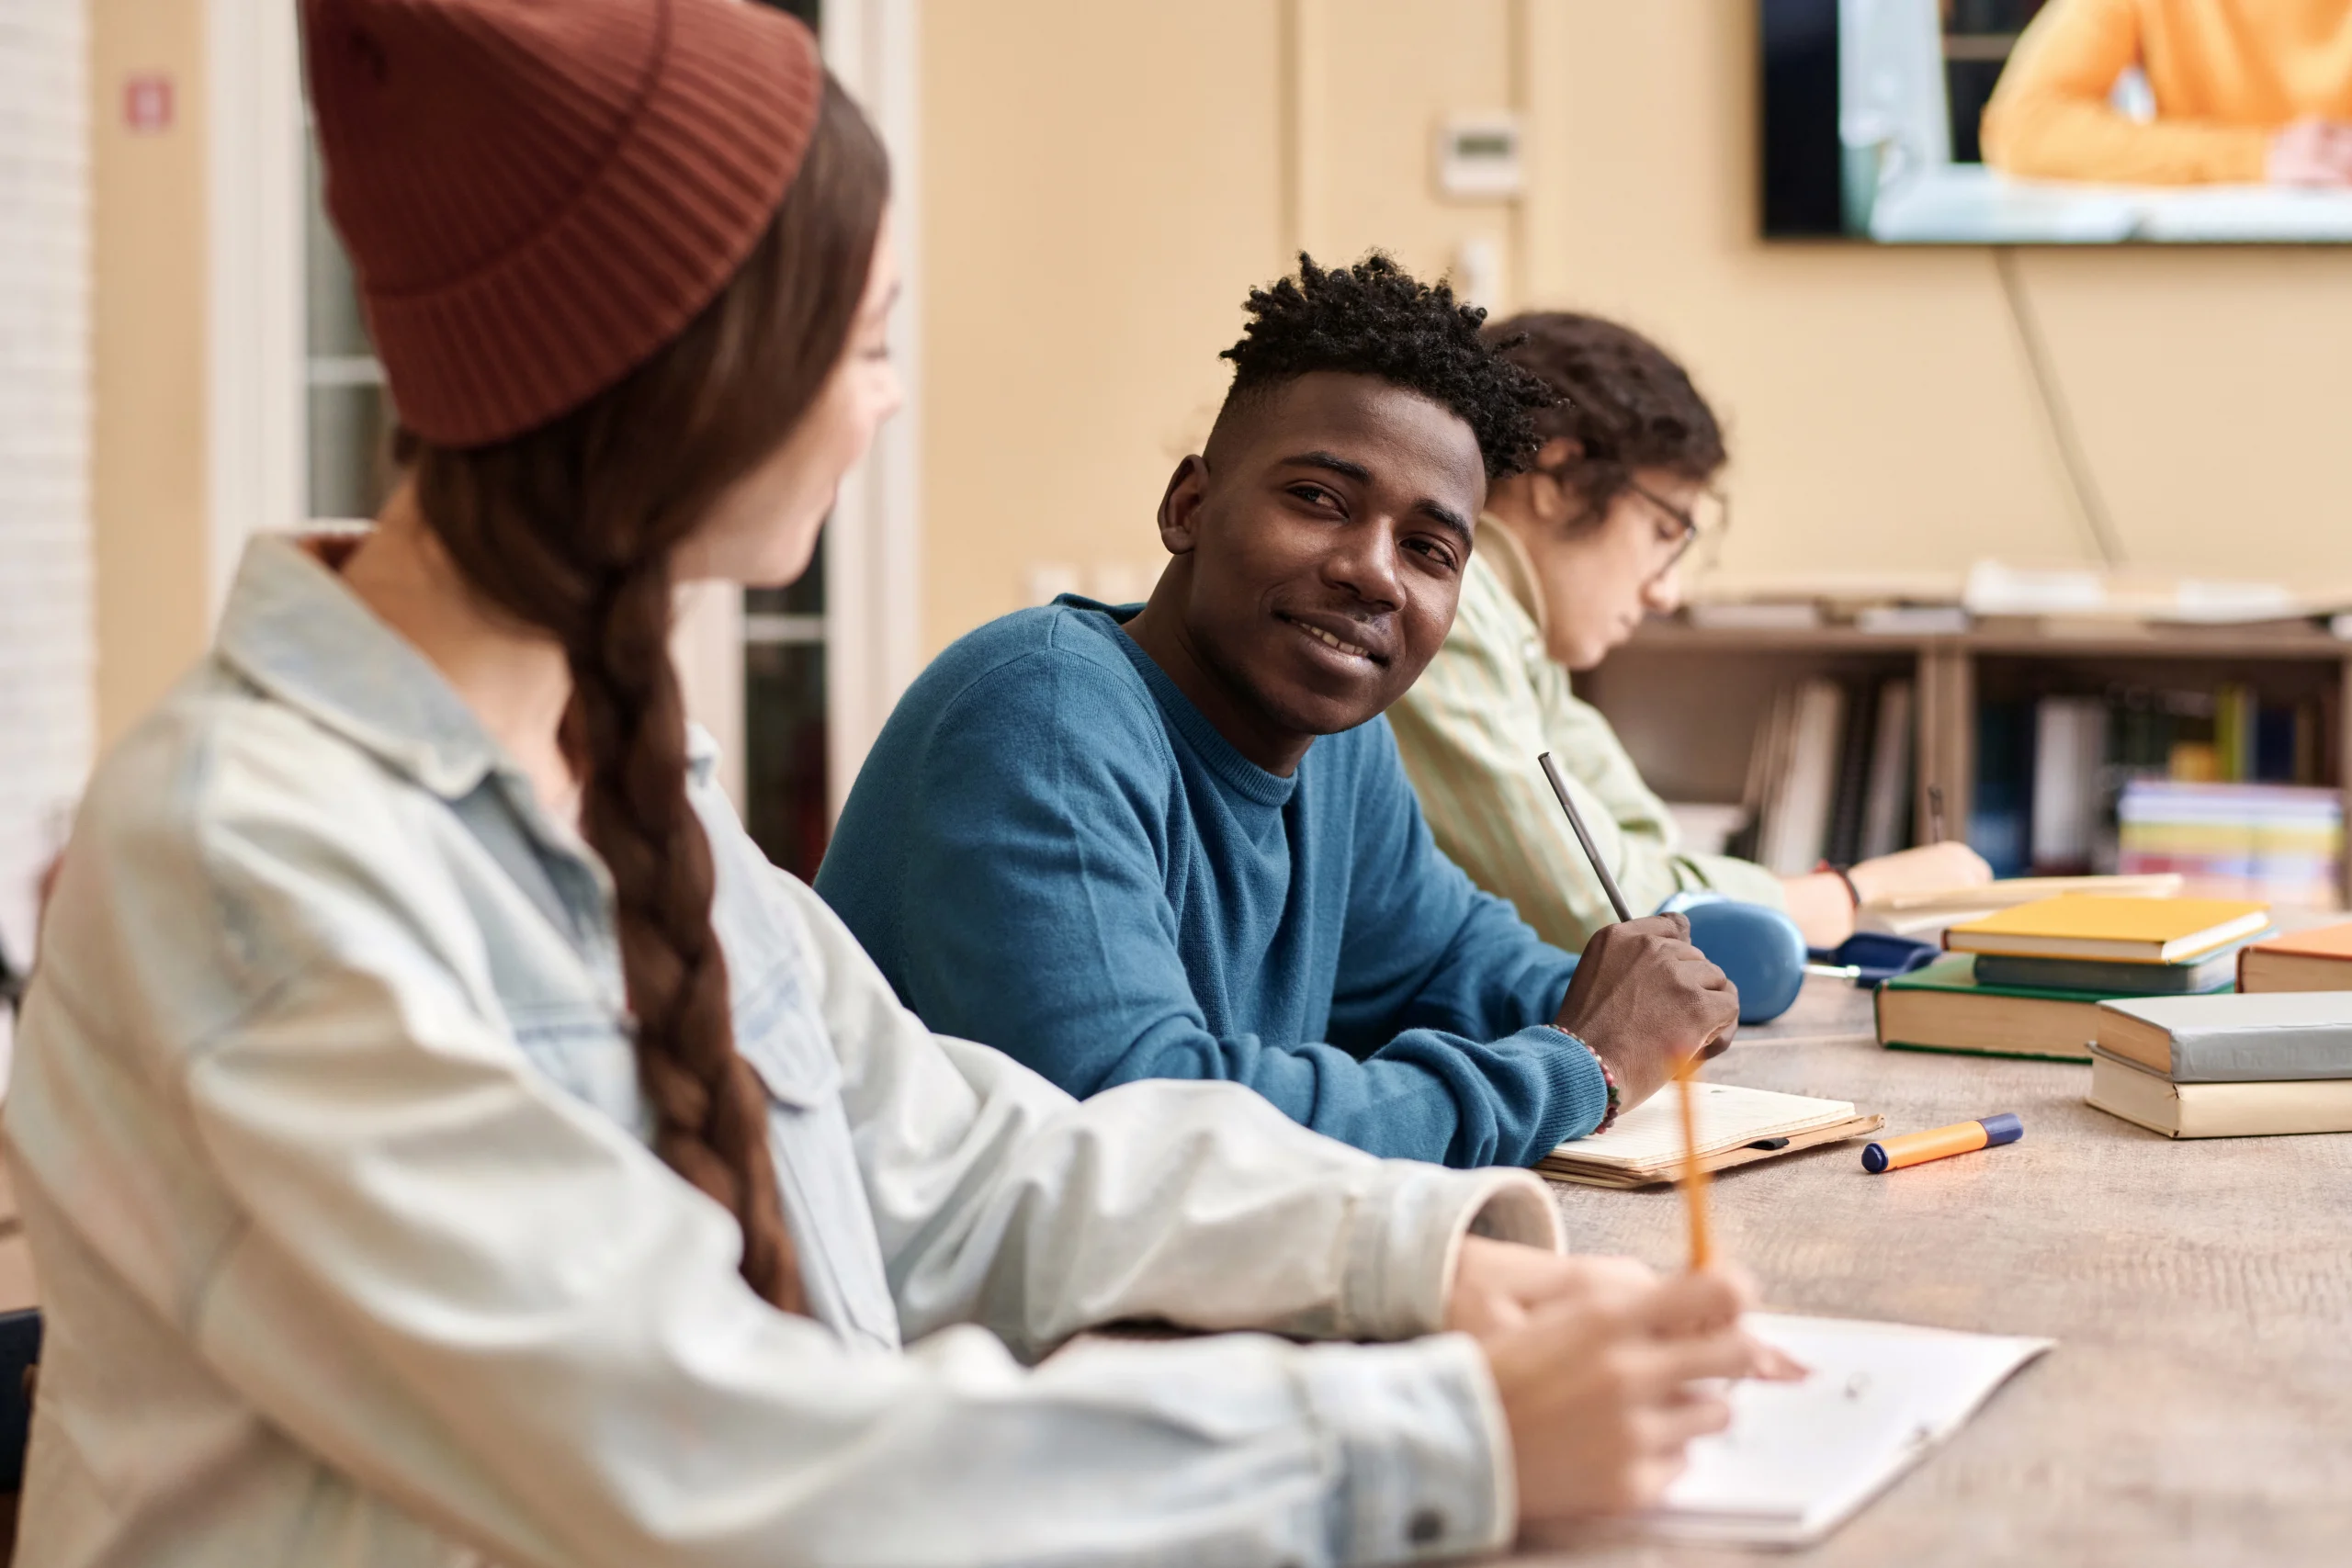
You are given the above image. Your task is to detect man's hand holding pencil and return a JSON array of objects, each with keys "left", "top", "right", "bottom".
[
  {"left": 1555, "top": 911, "right": 1741, "bottom": 1111},
  {"left": 1536, "top": 752, "right": 1741, "bottom": 1115}
]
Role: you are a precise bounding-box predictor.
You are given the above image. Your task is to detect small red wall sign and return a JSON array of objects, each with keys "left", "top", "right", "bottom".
[{"left": 123, "top": 73, "right": 174, "bottom": 134}]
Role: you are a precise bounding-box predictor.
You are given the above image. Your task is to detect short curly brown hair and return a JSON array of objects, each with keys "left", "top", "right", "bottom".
[{"left": 1483, "top": 311, "right": 1725, "bottom": 525}]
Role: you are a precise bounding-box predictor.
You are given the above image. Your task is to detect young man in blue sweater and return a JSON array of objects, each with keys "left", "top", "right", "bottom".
[{"left": 815, "top": 254, "right": 1738, "bottom": 1170}]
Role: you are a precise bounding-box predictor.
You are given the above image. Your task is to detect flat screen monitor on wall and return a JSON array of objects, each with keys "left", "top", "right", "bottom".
[{"left": 1761, "top": 0, "right": 2352, "bottom": 243}]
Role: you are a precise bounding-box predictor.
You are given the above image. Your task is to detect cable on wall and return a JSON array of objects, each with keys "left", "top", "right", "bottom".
[{"left": 1992, "top": 245, "right": 2128, "bottom": 569}]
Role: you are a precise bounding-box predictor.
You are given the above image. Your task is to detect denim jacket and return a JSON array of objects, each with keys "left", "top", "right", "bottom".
[{"left": 4, "top": 536, "right": 1561, "bottom": 1568}]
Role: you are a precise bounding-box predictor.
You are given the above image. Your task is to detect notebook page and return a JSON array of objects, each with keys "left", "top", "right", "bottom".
[
  {"left": 1649, "top": 1314, "right": 2052, "bottom": 1547},
  {"left": 1555, "top": 1082, "right": 1857, "bottom": 1168}
]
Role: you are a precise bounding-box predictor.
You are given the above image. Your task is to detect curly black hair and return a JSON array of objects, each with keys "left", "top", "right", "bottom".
[
  {"left": 1482, "top": 311, "right": 1725, "bottom": 526},
  {"left": 1216, "top": 253, "right": 1554, "bottom": 479}
]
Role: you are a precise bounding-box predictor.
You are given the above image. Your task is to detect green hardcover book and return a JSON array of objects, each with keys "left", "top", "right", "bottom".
[{"left": 1874, "top": 953, "right": 2233, "bottom": 1063}]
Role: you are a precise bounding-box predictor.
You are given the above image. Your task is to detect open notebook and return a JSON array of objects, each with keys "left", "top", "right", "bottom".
[
  {"left": 1538, "top": 1082, "right": 1881, "bottom": 1189},
  {"left": 1647, "top": 1314, "right": 2052, "bottom": 1547}
]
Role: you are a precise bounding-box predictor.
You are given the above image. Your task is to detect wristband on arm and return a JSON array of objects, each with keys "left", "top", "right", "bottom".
[{"left": 1815, "top": 860, "right": 1861, "bottom": 909}]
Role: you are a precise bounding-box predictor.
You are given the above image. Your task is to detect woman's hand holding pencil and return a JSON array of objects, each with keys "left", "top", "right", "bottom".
[
  {"left": 1479, "top": 1264, "right": 1804, "bottom": 1521},
  {"left": 1444, "top": 1239, "right": 1667, "bottom": 1339}
]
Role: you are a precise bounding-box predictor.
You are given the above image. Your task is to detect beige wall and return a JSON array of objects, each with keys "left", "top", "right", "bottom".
[
  {"left": 920, "top": 2, "right": 1285, "bottom": 651},
  {"left": 920, "top": 0, "right": 2352, "bottom": 653},
  {"left": 1527, "top": 1, "right": 2352, "bottom": 595},
  {"left": 919, "top": 0, "right": 1532, "bottom": 651},
  {"left": 91, "top": 0, "right": 211, "bottom": 746},
  {"left": 1293, "top": 0, "right": 1519, "bottom": 288}
]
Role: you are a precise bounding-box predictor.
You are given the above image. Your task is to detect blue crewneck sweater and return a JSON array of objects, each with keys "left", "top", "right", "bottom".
[{"left": 814, "top": 598, "right": 1606, "bottom": 1168}]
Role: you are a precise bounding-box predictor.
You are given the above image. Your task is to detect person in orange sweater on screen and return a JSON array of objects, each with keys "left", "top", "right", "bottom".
[{"left": 1981, "top": 0, "right": 2352, "bottom": 186}]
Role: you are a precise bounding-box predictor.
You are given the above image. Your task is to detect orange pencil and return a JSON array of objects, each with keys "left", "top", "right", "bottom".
[{"left": 1674, "top": 1054, "right": 1713, "bottom": 1271}]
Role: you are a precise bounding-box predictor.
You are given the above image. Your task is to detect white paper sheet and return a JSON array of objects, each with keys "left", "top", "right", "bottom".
[{"left": 1646, "top": 1313, "right": 2052, "bottom": 1547}]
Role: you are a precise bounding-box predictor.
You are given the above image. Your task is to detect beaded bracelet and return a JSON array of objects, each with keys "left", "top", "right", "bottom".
[
  {"left": 1589, "top": 1047, "right": 1622, "bottom": 1134},
  {"left": 1545, "top": 1027, "right": 1622, "bottom": 1134},
  {"left": 1557, "top": 1033, "right": 1621, "bottom": 1134}
]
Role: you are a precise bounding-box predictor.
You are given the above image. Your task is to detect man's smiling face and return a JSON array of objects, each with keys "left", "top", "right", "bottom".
[{"left": 1148, "top": 370, "right": 1487, "bottom": 759}]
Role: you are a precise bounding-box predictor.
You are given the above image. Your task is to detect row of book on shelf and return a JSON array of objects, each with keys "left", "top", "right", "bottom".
[
  {"left": 1873, "top": 894, "right": 2352, "bottom": 1139},
  {"left": 1728, "top": 676, "right": 2344, "bottom": 907},
  {"left": 1727, "top": 678, "right": 1915, "bottom": 875},
  {"left": 1975, "top": 683, "right": 2341, "bottom": 904}
]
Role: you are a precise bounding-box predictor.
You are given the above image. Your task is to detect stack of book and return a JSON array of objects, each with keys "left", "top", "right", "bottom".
[
  {"left": 1874, "top": 896, "right": 2272, "bottom": 1062},
  {"left": 2085, "top": 922, "right": 2352, "bottom": 1136},
  {"left": 2089, "top": 985, "right": 2352, "bottom": 1138},
  {"left": 2115, "top": 779, "right": 2344, "bottom": 908},
  {"left": 1968, "top": 682, "right": 2335, "bottom": 881}
]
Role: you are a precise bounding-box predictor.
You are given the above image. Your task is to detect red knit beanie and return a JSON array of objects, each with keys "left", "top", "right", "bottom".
[{"left": 303, "top": 0, "right": 824, "bottom": 448}]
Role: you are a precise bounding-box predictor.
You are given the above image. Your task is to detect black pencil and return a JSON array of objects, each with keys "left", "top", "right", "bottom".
[{"left": 1538, "top": 751, "right": 1633, "bottom": 923}]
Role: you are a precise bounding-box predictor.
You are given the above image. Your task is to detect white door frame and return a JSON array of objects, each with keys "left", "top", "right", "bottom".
[
  {"left": 1, "top": 0, "right": 96, "bottom": 1022},
  {"left": 673, "top": 0, "right": 924, "bottom": 817},
  {"left": 817, "top": 0, "right": 924, "bottom": 820},
  {"left": 205, "top": 0, "right": 307, "bottom": 618}
]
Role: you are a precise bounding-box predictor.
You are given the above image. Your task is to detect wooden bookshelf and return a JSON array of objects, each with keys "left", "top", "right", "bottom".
[{"left": 1577, "top": 617, "right": 2352, "bottom": 894}]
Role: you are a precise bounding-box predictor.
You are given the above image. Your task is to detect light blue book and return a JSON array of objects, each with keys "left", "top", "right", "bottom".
[{"left": 2095, "top": 992, "right": 2352, "bottom": 1083}]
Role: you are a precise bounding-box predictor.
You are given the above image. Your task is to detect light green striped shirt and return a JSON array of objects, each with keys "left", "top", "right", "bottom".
[{"left": 1391, "top": 520, "right": 1785, "bottom": 953}]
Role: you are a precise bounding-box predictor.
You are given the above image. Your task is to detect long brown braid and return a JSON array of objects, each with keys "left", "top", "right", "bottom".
[{"left": 401, "top": 78, "right": 888, "bottom": 1312}]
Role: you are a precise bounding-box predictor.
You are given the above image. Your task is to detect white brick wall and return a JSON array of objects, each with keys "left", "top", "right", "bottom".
[{"left": 0, "top": 2, "right": 94, "bottom": 1017}]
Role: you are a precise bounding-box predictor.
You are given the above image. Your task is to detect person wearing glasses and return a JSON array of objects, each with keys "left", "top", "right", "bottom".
[
  {"left": 1389, "top": 313, "right": 1987, "bottom": 954},
  {"left": 817, "top": 260, "right": 1745, "bottom": 1175}
]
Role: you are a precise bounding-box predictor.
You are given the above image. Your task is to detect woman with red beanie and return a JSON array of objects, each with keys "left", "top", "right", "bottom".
[{"left": 4, "top": 2, "right": 1781, "bottom": 1562}]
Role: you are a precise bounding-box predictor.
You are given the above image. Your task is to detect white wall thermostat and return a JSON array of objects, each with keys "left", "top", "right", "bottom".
[{"left": 1434, "top": 112, "right": 1523, "bottom": 199}]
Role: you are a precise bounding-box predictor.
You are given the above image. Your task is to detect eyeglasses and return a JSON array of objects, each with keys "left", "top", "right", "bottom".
[{"left": 1623, "top": 479, "right": 1730, "bottom": 581}]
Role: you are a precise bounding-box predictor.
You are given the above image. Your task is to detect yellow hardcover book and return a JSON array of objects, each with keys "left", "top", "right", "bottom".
[{"left": 1946, "top": 896, "right": 2270, "bottom": 964}]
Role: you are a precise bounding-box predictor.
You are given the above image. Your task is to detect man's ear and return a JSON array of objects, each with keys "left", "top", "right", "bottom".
[{"left": 1156, "top": 455, "right": 1210, "bottom": 556}]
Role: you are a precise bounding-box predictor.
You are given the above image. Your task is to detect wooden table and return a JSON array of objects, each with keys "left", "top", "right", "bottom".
[{"left": 1510, "top": 976, "right": 2352, "bottom": 1566}]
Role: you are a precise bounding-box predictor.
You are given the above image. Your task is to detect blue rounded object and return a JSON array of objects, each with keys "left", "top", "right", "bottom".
[{"left": 1674, "top": 897, "right": 1809, "bottom": 1024}]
